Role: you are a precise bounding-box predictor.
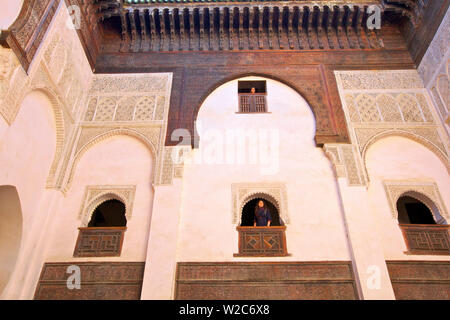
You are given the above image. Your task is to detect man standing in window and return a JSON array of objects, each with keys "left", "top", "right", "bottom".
[{"left": 254, "top": 200, "right": 272, "bottom": 227}]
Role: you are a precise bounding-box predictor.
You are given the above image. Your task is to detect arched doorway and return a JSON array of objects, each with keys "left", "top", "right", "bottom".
[
  {"left": 0, "top": 185, "right": 23, "bottom": 295},
  {"left": 240, "top": 198, "right": 282, "bottom": 226}
]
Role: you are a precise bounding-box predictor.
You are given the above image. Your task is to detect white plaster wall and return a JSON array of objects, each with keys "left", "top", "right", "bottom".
[
  {"left": 365, "top": 136, "right": 450, "bottom": 261},
  {"left": 0, "top": 90, "right": 57, "bottom": 298},
  {"left": 0, "top": 186, "right": 22, "bottom": 295},
  {"left": 176, "top": 77, "right": 351, "bottom": 262},
  {"left": 45, "top": 136, "right": 155, "bottom": 262},
  {"left": 0, "top": 0, "right": 23, "bottom": 30},
  {"left": 0, "top": 90, "right": 56, "bottom": 231}
]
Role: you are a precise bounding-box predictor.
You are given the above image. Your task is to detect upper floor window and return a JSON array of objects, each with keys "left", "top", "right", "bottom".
[{"left": 238, "top": 80, "right": 267, "bottom": 113}]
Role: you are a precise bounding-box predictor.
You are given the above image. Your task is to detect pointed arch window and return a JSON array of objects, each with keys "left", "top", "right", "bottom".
[
  {"left": 74, "top": 199, "right": 127, "bottom": 257},
  {"left": 397, "top": 193, "right": 449, "bottom": 255}
]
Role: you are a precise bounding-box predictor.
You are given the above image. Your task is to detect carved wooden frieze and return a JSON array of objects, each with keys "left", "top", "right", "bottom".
[
  {"left": 175, "top": 261, "right": 358, "bottom": 300},
  {"left": 400, "top": 224, "right": 450, "bottom": 255},
  {"left": 34, "top": 262, "right": 145, "bottom": 300},
  {"left": 386, "top": 260, "right": 450, "bottom": 300}
]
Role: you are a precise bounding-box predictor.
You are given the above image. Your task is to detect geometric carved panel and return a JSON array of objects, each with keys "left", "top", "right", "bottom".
[
  {"left": 175, "top": 261, "right": 358, "bottom": 300},
  {"left": 73, "top": 227, "right": 126, "bottom": 257},
  {"left": 34, "top": 262, "right": 145, "bottom": 300},
  {"left": 400, "top": 224, "right": 450, "bottom": 255},
  {"left": 234, "top": 226, "right": 288, "bottom": 257},
  {"left": 386, "top": 261, "right": 450, "bottom": 300}
]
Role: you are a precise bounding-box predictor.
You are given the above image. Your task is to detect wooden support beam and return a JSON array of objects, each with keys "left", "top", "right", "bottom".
[
  {"left": 159, "top": 10, "right": 166, "bottom": 51},
  {"left": 168, "top": 10, "right": 176, "bottom": 51},
  {"left": 336, "top": 7, "right": 345, "bottom": 49},
  {"left": 268, "top": 7, "right": 274, "bottom": 49},
  {"left": 306, "top": 7, "right": 314, "bottom": 49},
  {"left": 345, "top": 6, "right": 355, "bottom": 49},
  {"left": 258, "top": 7, "right": 264, "bottom": 49},
  {"left": 287, "top": 8, "right": 294, "bottom": 49},
  {"left": 297, "top": 8, "right": 305, "bottom": 49},
  {"left": 238, "top": 8, "right": 244, "bottom": 50},
  {"left": 138, "top": 9, "right": 148, "bottom": 52},
  {"left": 316, "top": 7, "right": 325, "bottom": 50},
  {"left": 209, "top": 9, "right": 214, "bottom": 50},
  {"left": 326, "top": 6, "right": 335, "bottom": 49},
  {"left": 129, "top": 9, "right": 138, "bottom": 52},
  {"left": 355, "top": 7, "right": 364, "bottom": 49},
  {"left": 229, "top": 8, "right": 234, "bottom": 50},
  {"left": 249, "top": 8, "right": 255, "bottom": 50},
  {"left": 276, "top": 8, "right": 283, "bottom": 49},
  {"left": 179, "top": 9, "right": 185, "bottom": 51},
  {"left": 188, "top": 8, "right": 195, "bottom": 50},
  {"left": 149, "top": 10, "right": 156, "bottom": 51},
  {"left": 119, "top": 10, "right": 130, "bottom": 52},
  {"left": 199, "top": 9, "right": 205, "bottom": 51},
  {"left": 219, "top": 8, "right": 224, "bottom": 50}
]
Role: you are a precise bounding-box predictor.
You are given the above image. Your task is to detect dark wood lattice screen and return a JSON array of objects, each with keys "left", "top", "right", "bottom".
[
  {"left": 73, "top": 227, "right": 126, "bottom": 257},
  {"left": 400, "top": 224, "right": 450, "bottom": 255},
  {"left": 235, "top": 226, "right": 287, "bottom": 257},
  {"left": 238, "top": 94, "right": 267, "bottom": 113}
]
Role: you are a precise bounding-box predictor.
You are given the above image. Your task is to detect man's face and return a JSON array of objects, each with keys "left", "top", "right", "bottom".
[{"left": 258, "top": 201, "right": 264, "bottom": 207}]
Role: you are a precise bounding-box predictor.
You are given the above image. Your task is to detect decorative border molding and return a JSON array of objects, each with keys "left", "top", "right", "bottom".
[
  {"left": 78, "top": 185, "right": 137, "bottom": 227},
  {"left": 231, "top": 182, "right": 288, "bottom": 225},
  {"left": 383, "top": 180, "right": 449, "bottom": 223},
  {"left": 334, "top": 70, "right": 450, "bottom": 181},
  {"left": 323, "top": 143, "right": 366, "bottom": 186}
]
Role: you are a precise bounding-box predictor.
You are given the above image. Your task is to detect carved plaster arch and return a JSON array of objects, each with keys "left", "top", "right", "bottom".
[
  {"left": 239, "top": 192, "right": 283, "bottom": 226},
  {"left": 383, "top": 180, "right": 449, "bottom": 224},
  {"left": 79, "top": 187, "right": 137, "bottom": 227},
  {"left": 231, "top": 182, "right": 289, "bottom": 225},
  {"left": 397, "top": 191, "right": 448, "bottom": 225},
  {"left": 362, "top": 130, "right": 450, "bottom": 181},
  {"left": 64, "top": 128, "right": 157, "bottom": 192}
]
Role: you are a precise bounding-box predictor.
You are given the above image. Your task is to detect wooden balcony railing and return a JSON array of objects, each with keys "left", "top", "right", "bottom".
[
  {"left": 234, "top": 226, "right": 288, "bottom": 257},
  {"left": 238, "top": 94, "right": 267, "bottom": 113},
  {"left": 73, "top": 227, "right": 126, "bottom": 257},
  {"left": 400, "top": 224, "right": 450, "bottom": 255}
]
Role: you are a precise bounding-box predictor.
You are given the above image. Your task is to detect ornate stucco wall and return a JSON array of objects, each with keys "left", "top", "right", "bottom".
[{"left": 418, "top": 9, "right": 449, "bottom": 128}]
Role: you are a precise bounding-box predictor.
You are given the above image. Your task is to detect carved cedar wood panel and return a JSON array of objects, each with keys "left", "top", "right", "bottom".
[
  {"left": 175, "top": 262, "right": 358, "bottom": 300},
  {"left": 386, "top": 261, "right": 450, "bottom": 300},
  {"left": 2, "top": 0, "right": 60, "bottom": 72},
  {"left": 34, "top": 262, "right": 145, "bottom": 300}
]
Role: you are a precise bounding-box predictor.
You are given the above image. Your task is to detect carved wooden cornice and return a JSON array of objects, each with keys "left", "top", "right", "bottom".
[
  {"left": 75, "top": 0, "right": 426, "bottom": 53},
  {"left": 0, "top": 0, "right": 60, "bottom": 72},
  {"left": 0, "top": 0, "right": 432, "bottom": 70}
]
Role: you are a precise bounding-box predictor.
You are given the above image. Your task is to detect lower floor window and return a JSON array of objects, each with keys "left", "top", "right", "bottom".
[
  {"left": 397, "top": 194, "right": 449, "bottom": 255},
  {"left": 74, "top": 199, "right": 127, "bottom": 257}
]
